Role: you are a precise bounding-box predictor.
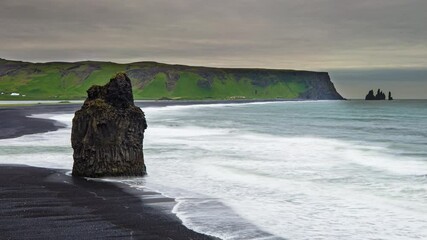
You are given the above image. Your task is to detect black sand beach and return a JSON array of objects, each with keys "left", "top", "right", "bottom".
[
  {"left": 0, "top": 102, "right": 220, "bottom": 239},
  {"left": 0, "top": 103, "right": 82, "bottom": 139},
  {"left": 0, "top": 101, "right": 284, "bottom": 240},
  {"left": 0, "top": 165, "right": 215, "bottom": 239}
]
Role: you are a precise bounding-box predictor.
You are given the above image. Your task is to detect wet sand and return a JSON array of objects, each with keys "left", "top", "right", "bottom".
[
  {"left": 0, "top": 104, "right": 79, "bottom": 139},
  {"left": 0, "top": 100, "right": 283, "bottom": 239},
  {"left": 0, "top": 102, "right": 221, "bottom": 239},
  {"left": 0, "top": 165, "right": 216, "bottom": 239}
]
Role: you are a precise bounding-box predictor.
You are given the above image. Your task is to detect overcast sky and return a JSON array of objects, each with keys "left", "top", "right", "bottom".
[{"left": 1, "top": 0, "right": 426, "bottom": 98}]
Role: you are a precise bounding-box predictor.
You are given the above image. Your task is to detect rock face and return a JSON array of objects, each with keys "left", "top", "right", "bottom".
[
  {"left": 365, "top": 89, "right": 386, "bottom": 100},
  {"left": 388, "top": 91, "right": 393, "bottom": 100},
  {"left": 365, "top": 90, "right": 376, "bottom": 100},
  {"left": 297, "top": 72, "right": 344, "bottom": 100},
  {"left": 71, "top": 73, "right": 147, "bottom": 177}
]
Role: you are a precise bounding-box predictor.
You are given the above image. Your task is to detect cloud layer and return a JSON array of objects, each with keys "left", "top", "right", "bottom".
[{"left": 1, "top": 0, "right": 426, "bottom": 70}]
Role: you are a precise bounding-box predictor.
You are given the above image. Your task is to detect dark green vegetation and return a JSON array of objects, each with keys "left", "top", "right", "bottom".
[{"left": 0, "top": 58, "right": 343, "bottom": 100}]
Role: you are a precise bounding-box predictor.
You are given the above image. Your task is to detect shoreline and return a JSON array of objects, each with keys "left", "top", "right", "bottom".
[
  {"left": 0, "top": 164, "right": 217, "bottom": 239},
  {"left": 0, "top": 104, "right": 79, "bottom": 139},
  {"left": 0, "top": 103, "right": 220, "bottom": 239},
  {"left": 0, "top": 99, "right": 293, "bottom": 140},
  {"left": 0, "top": 101, "right": 282, "bottom": 239}
]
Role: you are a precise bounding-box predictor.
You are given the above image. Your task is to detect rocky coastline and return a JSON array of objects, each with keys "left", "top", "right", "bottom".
[{"left": 72, "top": 73, "right": 147, "bottom": 177}]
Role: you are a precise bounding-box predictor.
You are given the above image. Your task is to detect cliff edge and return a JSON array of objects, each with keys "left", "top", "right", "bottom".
[{"left": 0, "top": 59, "right": 344, "bottom": 100}]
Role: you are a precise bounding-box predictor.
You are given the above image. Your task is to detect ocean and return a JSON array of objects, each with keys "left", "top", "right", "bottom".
[{"left": 1, "top": 100, "right": 426, "bottom": 239}]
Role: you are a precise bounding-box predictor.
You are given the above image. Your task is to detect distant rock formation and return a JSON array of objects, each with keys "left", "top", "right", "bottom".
[
  {"left": 365, "top": 90, "right": 376, "bottom": 100},
  {"left": 365, "top": 89, "right": 386, "bottom": 100},
  {"left": 71, "top": 73, "right": 147, "bottom": 177},
  {"left": 388, "top": 91, "right": 393, "bottom": 100}
]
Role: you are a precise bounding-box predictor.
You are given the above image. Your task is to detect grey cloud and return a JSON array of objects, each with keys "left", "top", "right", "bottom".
[
  {"left": 0, "top": 0, "right": 426, "bottom": 97},
  {"left": 1, "top": 0, "right": 426, "bottom": 68}
]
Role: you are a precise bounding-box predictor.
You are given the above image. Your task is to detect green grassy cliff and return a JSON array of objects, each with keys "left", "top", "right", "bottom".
[{"left": 0, "top": 59, "right": 343, "bottom": 100}]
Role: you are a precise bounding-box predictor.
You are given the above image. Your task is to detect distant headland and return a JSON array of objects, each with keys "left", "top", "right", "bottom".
[{"left": 0, "top": 58, "right": 343, "bottom": 101}]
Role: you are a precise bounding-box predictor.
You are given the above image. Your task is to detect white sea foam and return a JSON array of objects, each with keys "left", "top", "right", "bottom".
[
  {"left": 141, "top": 122, "right": 427, "bottom": 239},
  {"left": 0, "top": 102, "right": 426, "bottom": 240},
  {"left": 0, "top": 114, "right": 73, "bottom": 168},
  {"left": 141, "top": 100, "right": 294, "bottom": 113}
]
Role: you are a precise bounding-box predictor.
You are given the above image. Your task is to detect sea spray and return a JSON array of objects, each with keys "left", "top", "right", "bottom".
[{"left": 0, "top": 101, "right": 426, "bottom": 239}]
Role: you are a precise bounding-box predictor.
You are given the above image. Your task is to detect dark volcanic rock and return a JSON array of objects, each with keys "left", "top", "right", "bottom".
[
  {"left": 365, "top": 90, "right": 376, "bottom": 100},
  {"left": 298, "top": 72, "right": 344, "bottom": 100},
  {"left": 197, "top": 79, "right": 212, "bottom": 89},
  {"left": 376, "top": 89, "right": 386, "bottom": 100},
  {"left": 388, "top": 91, "right": 393, "bottom": 100},
  {"left": 365, "top": 89, "right": 386, "bottom": 100},
  {"left": 71, "top": 73, "right": 147, "bottom": 177}
]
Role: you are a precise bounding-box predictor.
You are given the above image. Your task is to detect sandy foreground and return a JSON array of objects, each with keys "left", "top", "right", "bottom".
[{"left": 0, "top": 102, "right": 220, "bottom": 239}]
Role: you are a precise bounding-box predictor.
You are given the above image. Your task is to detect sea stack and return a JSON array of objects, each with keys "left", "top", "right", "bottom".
[
  {"left": 365, "top": 89, "right": 386, "bottom": 100},
  {"left": 71, "top": 73, "right": 147, "bottom": 177}
]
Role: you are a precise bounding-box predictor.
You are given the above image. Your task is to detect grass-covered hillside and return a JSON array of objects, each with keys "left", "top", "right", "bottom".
[{"left": 0, "top": 58, "right": 343, "bottom": 100}]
